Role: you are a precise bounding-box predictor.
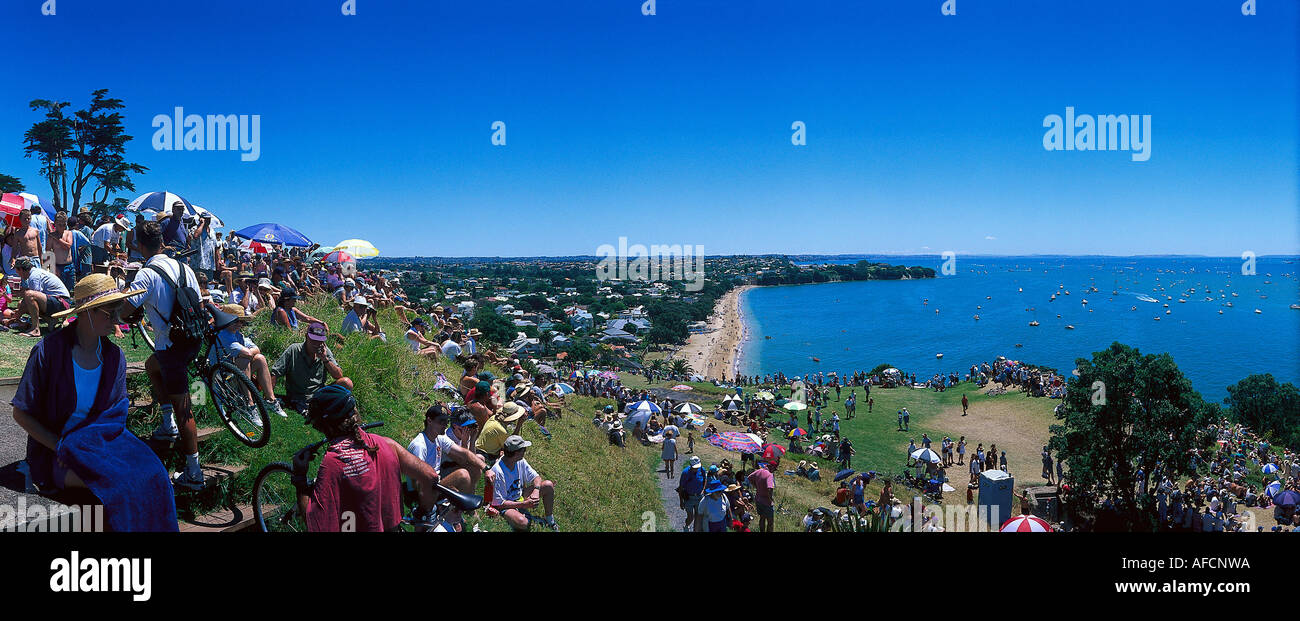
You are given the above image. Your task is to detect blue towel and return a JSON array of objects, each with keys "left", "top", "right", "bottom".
[{"left": 57, "top": 397, "right": 178, "bottom": 532}]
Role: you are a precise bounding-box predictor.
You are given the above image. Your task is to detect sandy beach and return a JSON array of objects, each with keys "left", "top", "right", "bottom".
[{"left": 674, "top": 285, "right": 755, "bottom": 380}]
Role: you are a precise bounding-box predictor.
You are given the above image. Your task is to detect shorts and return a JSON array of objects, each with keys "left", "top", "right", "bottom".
[
  {"left": 43, "top": 296, "right": 71, "bottom": 317},
  {"left": 684, "top": 493, "right": 702, "bottom": 512},
  {"left": 756, "top": 502, "right": 774, "bottom": 518},
  {"left": 154, "top": 339, "right": 201, "bottom": 395},
  {"left": 708, "top": 520, "right": 726, "bottom": 533}
]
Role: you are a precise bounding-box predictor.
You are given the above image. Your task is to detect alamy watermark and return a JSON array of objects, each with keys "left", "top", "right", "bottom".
[
  {"left": 152, "top": 107, "right": 261, "bottom": 162},
  {"left": 1, "top": 498, "right": 104, "bottom": 532},
  {"left": 596, "top": 237, "right": 705, "bottom": 292},
  {"left": 1043, "top": 107, "right": 1151, "bottom": 162}
]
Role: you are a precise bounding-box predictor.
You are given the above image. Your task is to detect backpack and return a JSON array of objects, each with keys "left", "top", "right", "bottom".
[{"left": 147, "top": 258, "right": 207, "bottom": 347}]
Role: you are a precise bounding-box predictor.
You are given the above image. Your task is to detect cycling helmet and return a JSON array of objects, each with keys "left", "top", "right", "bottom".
[{"left": 304, "top": 384, "right": 357, "bottom": 427}]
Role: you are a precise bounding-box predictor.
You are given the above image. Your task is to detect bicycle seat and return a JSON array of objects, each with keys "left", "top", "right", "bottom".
[{"left": 437, "top": 484, "right": 483, "bottom": 511}]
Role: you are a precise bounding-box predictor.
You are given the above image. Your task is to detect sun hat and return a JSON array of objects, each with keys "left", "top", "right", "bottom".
[
  {"left": 279, "top": 286, "right": 299, "bottom": 300},
  {"left": 113, "top": 215, "right": 130, "bottom": 228},
  {"left": 306, "top": 321, "right": 328, "bottom": 342},
  {"left": 351, "top": 295, "right": 370, "bottom": 308},
  {"left": 705, "top": 480, "right": 727, "bottom": 495},
  {"left": 468, "top": 328, "right": 482, "bottom": 337},
  {"left": 725, "top": 483, "right": 741, "bottom": 493},
  {"left": 689, "top": 456, "right": 702, "bottom": 469},
  {"left": 257, "top": 277, "right": 278, "bottom": 291},
  {"left": 220, "top": 303, "right": 247, "bottom": 318},
  {"left": 503, "top": 435, "right": 532, "bottom": 452},
  {"left": 499, "top": 401, "right": 526, "bottom": 422},
  {"left": 51, "top": 274, "right": 145, "bottom": 319}
]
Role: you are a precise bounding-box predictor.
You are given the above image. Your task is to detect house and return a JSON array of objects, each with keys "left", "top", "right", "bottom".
[
  {"left": 571, "top": 311, "right": 593, "bottom": 330},
  {"left": 495, "top": 304, "right": 515, "bottom": 315},
  {"left": 509, "top": 333, "right": 544, "bottom": 356},
  {"left": 599, "top": 328, "right": 638, "bottom": 343},
  {"left": 550, "top": 334, "right": 571, "bottom": 347}
]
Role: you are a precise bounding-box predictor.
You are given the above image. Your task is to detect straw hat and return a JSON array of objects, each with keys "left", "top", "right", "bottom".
[
  {"left": 52, "top": 274, "right": 144, "bottom": 319},
  {"left": 221, "top": 303, "right": 247, "bottom": 318}
]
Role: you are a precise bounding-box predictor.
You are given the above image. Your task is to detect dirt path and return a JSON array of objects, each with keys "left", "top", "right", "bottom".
[{"left": 652, "top": 455, "right": 690, "bottom": 532}]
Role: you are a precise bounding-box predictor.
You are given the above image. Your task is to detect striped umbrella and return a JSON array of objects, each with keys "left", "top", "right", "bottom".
[
  {"left": 1262, "top": 463, "right": 1279, "bottom": 475},
  {"left": 625, "top": 400, "right": 662, "bottom": 414},
  {"left": 1265, "top": 481, "right": 1282, "bottom": 498},
  {"left": 911, "top": 448, "right": 942, "bottom": 464},
  {"left": 545, "top": 382, "right": 575, "bottom": 395},
  {"left": 708, "top": 431, "right": 763, "bottom": 454},
  {"left": 675, "top": 402, "right": 702, "bottom": 414},
  {"left": 1, "top": 193, "right": 26, "bottom": 227},
  {"left": 191, "top": 205, "right": 226, "bottom": 229},
  {"left": 762, "top": 443, "right": 786, "bottom": 462},
  {"left": 127, "top": 191, "right": 196, "bottom": 218},
  {"left": 787, "top": 428, "right": 808, "bottom": 438},
  {"left": 1000, "top": 515, "right": 1053, "bottom": 532},
  {"left": 755, "top": 391, "right": 776, "bottom": 400},
  {"left": 324, "top": 250, "right": 356, "bottom": 263},
  {"left": 238, "top": 239, "right": 271, "bottom": 254}
]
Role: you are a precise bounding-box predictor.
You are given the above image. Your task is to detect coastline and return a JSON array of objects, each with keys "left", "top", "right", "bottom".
[{"left": 675, "top": 285, "right": 756, "bottom": 381}]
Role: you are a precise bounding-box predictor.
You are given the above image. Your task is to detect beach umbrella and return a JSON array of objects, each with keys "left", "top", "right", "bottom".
[
  {"left": 191, "top": 204, "right": 226, "bottom": 229},
  {"left": 783, "top": 401, "right": 807, "bottom": 411},
  {"left": 1274, "top": 490, "right": 1300, "bottom": 508},
  {"left": 774, "top": 398, "right": 790, "bottom": 407},
  {"left": 708, "top": 431, "right": 763, "bottom": 454},
  {"left": 333, "top": 238, "right": 380, "bottom": 258},
  {"left": 834, "top": 468, "right": 856, "bottom": 482},
  {"left": 238, "top": 239, "right": 272, "bottom": 254},
  {"left": 17, "top": 192, "right": 52, "bottom": 215},
  {"left": 544, "top": 382, "right": 574, "bottom": 395},
  {"left": 1265, "top": 481, "right": 1282, "bottom": 498},
  {"left": 624, "top": 410, "right": 653, "bottom": 431},
  {"left": 1262, "top": 463, "right": 1279, "bottom": 475},
  {"left": 762, "top": 443, "right": 786, "bottom": 462},
  {"left": 755, "top": 391, "right": 775, "bottom": 401},
  {"left": 787, "top": 428, "right": 808, "bottom": 438},
  {"left": 535, "top": 364, "right": 558, "bottom": 376},
  {"left": 599, "top": 371, "right": 618, "bottom": 380},
  {"left": 1, "top": 193, "right": 26, "bottom": 227},
  {"left": 626, "top": 400, "right": 662, "bottom": 414},
  {"left": 324, "top": 250, "right": 356, "bottom": 263},
  {"left": 232, "top": 222, "right": 313, "bottom": 247},
  {"left": 1000, "top": 515, "right": 1053, "bottom": 532},
  {"left": 127, "top": 191, "right": 196, "bottom": 218},
  {"left": 910, "top": 448, "right": 942, "bottom": 464},
  {"left": 671, "top": 384, "right": 693, "bottom": 391},
  {"left": 674, "top": 403, "right": 702, "bottom": 414}
]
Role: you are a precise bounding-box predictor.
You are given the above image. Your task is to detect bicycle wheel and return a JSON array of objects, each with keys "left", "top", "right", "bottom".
[
  {"left": 133, "top": 321, "right": 156, "bottom": 351},
  {"left": 253, "top": 463, "right": 305, "bottom": 532},
  {"left": 206, "top": 360, "right": 271, "bottom": 447}
]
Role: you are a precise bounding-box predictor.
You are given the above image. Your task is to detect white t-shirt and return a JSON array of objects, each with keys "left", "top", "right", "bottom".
[
  {"left": 91, "top": 223, "right": 119, "bottom": 248},
  {"left": 126, "top": 254, "right": 201, "bottom": 351},
  {"left": 490, "top": 457, "right": 539, "bottom": 506},
  {"left": 407, "top": 431, "right": 459, "bottom": 475},
  {"left": 341, "top": 309, "right": 363, "bottom": 334},
  {"left": 440, "top": 340, "right": 462, "bottom": 359},
  {"left": 405, "top": 329, "right": 423, "bottom": 352}
]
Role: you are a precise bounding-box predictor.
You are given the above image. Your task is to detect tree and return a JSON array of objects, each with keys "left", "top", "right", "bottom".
[
  {"left": 1048, "top": 342, "right": 1217, "bottom": 531},
  {"left": 23, "top": 89, "right": 147, "bottom": 214},
  {"left": 468, "top": 306, "right": 515, "bottom": 346},
  {"left": 1224, "top": 374, "right": 1300, "bottom": 449},
  {"left": 0, "top": 174, "right": 24, "bottom": 193},
  {"left": 669, "top": 358, "right": 693, "bottom": 378}
]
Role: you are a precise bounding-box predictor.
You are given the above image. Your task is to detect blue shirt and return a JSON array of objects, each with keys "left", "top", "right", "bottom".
[{"left": 679, "top": 466, "right": 705, "bottom": 495}]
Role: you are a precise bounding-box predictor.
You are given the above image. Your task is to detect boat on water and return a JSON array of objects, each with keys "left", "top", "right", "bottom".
[
  {"left": 1154, "top": 317, "right": 1161, "bottom": 321},
  {"left": 973, "top": 315, "right": 980, "bottom": 320},
  {"left": 1065, "top": 325, "right": 1074, "bottom": 330},
  {"left": 1029, "top": 321, "right": 1040, "bottom": 326},
  {"left": 1291, "top": 304, "right": 1300, "bottom": 310},
  {"left": 1254, "top": 309, "right": 1262, "bottom": 314},
  {"left": 1081, "top": 299, "right": 1088, "bottom": 305},
  {"left": 936, "top": 353, "right": 943, "bottom": 359},
  {"left": 1218, "top": 310, "right": 1224, "bottom": 314}
]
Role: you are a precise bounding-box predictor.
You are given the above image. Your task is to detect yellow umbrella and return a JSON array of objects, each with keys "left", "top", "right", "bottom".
[{"left": 333, "top": 239, "right": 379, "bottom": 258}]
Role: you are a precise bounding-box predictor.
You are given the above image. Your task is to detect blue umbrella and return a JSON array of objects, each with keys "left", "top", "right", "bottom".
[
  {"left": 127, "top": 191, "right": 197, "bottom": 218},
  {"left": 1265, "top": 481, "right": 1282, "bottom": 498},
  {"left": 625, "top": 399, "right": 662, "bottom": 414},
  {"left": 17, "top": 192, "right": 52, "bottom": 215},
  {"left": 1262, "top": 463, "right": 1279, "bottom": 475},
  {"left": 1274, "top": 489, "right": 1300, "bottom": 508},
  {"left": 231, "top": 222, "right": 313, "bottom": 247}
]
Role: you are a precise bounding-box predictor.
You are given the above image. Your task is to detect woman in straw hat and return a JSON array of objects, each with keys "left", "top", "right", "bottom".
[{"left": 9, "top": 274, "right": 178, "bottom": 531}]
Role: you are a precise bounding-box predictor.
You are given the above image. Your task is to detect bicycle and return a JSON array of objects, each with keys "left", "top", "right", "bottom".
[
  {"left": 253, "top": 422, "right": 484, "bottom": 532},
  {"left": 125, "top": 302, "right": 272, "bottom": 448}
]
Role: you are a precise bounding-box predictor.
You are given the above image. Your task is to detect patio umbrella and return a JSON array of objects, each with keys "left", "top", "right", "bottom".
[
  {"left": 238, "top": 239, "right": 271, "bottom": 254},
  {"left": 674, "top": 403, "right": 702, "bottom": 414},
  {"left": 535, "top": 364, "right": 558, "bottom": 376},
  {"left": 544, "top": 382, "right": 574, "bottom": 395},
  {"left": 599, "top": 371, "right": 618, "bottom": 380},
  {"left": 1262, "top": 463, "right": 1279, "bottom": 475},
  {"left": 625, "top": 400, "right": 662, "bottom": 414},
  {"left": 333, "top": 238, "right": 379, "bottom": 258},
  {"left": 1, "top": 193, "right": 26, "bottom": 227},
  {"left": 191, "top": 205, "right": 225, "bottom": 229},
  {"left": 127, "top": 191, "right": 196, "bottom": 218},
  {"left": 762, "top": 443, "right": 786, "bottom": 462},
  {"left": 232, "top": 222, "right": 313, "bottom": 247},
  {"left": 783, "top": 401, "right": 807, "bottom": 411},
  {"left": 787, "top": 428, "right": 807, "bottom": 438},
  {"left": 671, "top": 384, "right": 693, "bottom": 391},
  {"left": 624, "top": 410, "right": 653, "bottom": 431},
  {"left": 774, "top": 398, "right": 790, "bottom": 407},
  {"left": 1274, "top": 489, "right": 1300, "bottom": 508},
  {"left": 1265, "top": 481, "right": 1282, "bottom": 498},
  {"left": 834, "top": 468, "right": 856, "bottom": 482},
  {"left": 910, "top": 448, "right": 942, "bottom": 464},
  {"left": 324, "top": 250, "right": 356, "bottom": 263},
  {"left": 17, "top": 192, "right": 51, "bottom": 214},
  {"left": 755, "top": 391, "right": 775, "bottom": 400},
  {"left": 708, "top": 431, "right": 762, "bottom": 454},
  {"left": 1000, "top": 515, "right": 1053, "bottom": 532}
]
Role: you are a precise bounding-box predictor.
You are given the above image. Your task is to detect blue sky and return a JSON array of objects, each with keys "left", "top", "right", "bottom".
[{"left": 2, "top": 0, "right": 1296, "bottom": 257}]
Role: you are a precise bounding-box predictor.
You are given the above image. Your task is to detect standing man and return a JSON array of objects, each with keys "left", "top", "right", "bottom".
[
  {"left": 7, "top": 209, "right": 41, "bottom": 270},
  {"left": 157, "top": 200, "right": 188, "bottom": 249},
  {"left": 120, "top": 221, "right": 206, "bottom": 490},
  {"left": 28, "top": 205, "right": 51, "bottom": 265},
  {"left": 902, "top": 407, "right": 910, "bottom": 431},
  {"left": 678, "top": 456, "right": 705, "bottom": 532},
  {"left": 1041, "top": 446, "right": 1054, "bottom": 485},
  {"left": 962, "top": 393, "right": 969, "bottom": 416},
  {"left": 47, "top": 211, "right": 76, "bottom": 290},
  {"left": 746, "top": 460, "right": 776, "bottom": 533}
]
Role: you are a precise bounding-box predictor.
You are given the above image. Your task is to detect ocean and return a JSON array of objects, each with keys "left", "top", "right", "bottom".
[{"left": 737, "top": 256, "right": 1300, "bottom": 403}]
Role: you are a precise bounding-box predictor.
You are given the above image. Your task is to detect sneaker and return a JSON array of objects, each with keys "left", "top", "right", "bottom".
[
  {"left": 270, "top": 401, "right": 289, "bottom": 419},
  {"left": 541, "top": 516, "right": 559, "bottom": 531},
  {"left": 173, "top": 470, "right": 206, "bottom": 491},
  {"left": 150, "top": 426, "right": 180, "bottom": 444}
]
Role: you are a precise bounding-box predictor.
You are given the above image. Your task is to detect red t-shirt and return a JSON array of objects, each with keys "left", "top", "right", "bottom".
[{"left": 305, "top": 431, "right": 403, "bottom": 532}]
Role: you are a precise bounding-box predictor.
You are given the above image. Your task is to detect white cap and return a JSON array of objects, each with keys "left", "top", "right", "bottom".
[{"left": 352, "top": 296, "right": 370, "bottom": 308}]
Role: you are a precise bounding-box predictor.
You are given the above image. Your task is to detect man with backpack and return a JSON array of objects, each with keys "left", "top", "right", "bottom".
[{"left": 122, "top": 220, "right": 207, "bottom": 490}]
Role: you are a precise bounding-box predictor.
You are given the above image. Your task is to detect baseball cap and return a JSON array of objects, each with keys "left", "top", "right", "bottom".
[
  {"left": 503, "top": 435, "right": 532, "bottom": 452},
  {"left": 306, "top": 321, "right": 328, "bottom": 342},
  {"left": 280, "top": 286, "right": 299, "bottom": 300},
  {"left": 452, "top": 409, "right": 477, "bottom": 427},
  {"left": 689, "top": 456, "right": 701, "bottom": 469},
  {"left": 352, "top": 296, "right": 370, "bottom": 308}
]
